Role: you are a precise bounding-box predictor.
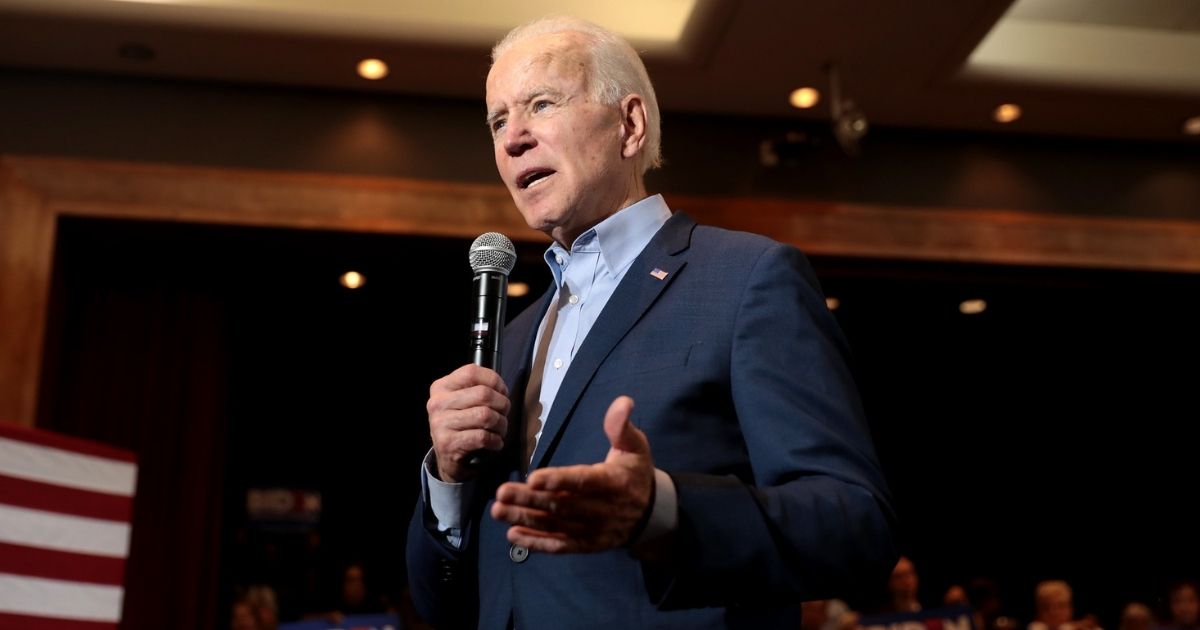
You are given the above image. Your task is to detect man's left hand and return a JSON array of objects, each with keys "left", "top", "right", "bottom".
[{"left": 490, "top": 396, "right": 654, "bottom": 553}]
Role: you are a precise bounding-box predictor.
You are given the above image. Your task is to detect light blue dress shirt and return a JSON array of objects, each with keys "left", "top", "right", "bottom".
[{"left": 423, "top": 194, "right": 678, "bottom": 549}]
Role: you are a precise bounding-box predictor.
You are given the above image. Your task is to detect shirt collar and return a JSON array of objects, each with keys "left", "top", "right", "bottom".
[{"left": 542, "top": 194, "right": 672, "bottom": 285}]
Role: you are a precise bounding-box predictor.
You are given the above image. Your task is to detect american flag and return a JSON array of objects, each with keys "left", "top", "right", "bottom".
[{"left": 0, "top": 423, "right": 137, "bottom": 629}]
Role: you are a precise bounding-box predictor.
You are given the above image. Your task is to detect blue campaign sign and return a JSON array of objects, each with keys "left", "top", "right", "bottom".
[
  {"left": 859, "top": 606, "right": 976, "bottom": 630},
  {"left": 278, "top": 613, "right": 400, "bottom": 630}
]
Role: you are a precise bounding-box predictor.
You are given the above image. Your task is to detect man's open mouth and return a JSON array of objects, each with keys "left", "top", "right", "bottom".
[{"left": 518, "top": 169, "right": 555, "bottom": 190}]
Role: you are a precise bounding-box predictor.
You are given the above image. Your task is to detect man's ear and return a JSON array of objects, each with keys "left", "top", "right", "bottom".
[{"left": 618, "top": 94, "right": 648, "bottom": 160}]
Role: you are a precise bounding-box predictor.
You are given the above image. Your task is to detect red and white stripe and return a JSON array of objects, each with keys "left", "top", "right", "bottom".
[{"left": 0, "top": 424, "right": 137, "bottom": 630}]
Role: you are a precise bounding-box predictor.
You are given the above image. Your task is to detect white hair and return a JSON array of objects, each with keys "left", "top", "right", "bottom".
[{"left": 492, "top": 16, "right": 663, "bottom": 173}]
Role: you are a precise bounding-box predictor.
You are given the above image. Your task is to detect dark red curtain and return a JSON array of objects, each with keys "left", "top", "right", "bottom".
[{"left": 38, "top": 218, "right": 230, "bottom": 630}]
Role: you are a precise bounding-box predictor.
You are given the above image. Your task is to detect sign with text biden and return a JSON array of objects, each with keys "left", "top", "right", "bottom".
[{"left": 859, "top": 606, "right": 976, "bottom": 630}]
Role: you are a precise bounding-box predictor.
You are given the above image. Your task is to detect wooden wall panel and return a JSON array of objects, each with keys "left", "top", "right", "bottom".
[
  {"left": 3, "top": 154, "right": 1199, "bottom": 426},
  {"left": 0, "top": 163, "right": 56, "bottom": 427}
]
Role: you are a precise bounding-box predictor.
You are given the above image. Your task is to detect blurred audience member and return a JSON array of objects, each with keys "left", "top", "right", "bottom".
[
  {"left": 967, "top": 577, "right": 1011, "bottom": 630},
  {"left": 1029, "top": 580, "right": 1074, "bottom": 630},
  {"left": 1029, "top": 581, "right": 1103, "bottom": 630},
  {"left": 245, "top": 584, "right": 279, "bottom": 630},
  {"left": 231, "top": 597, "right": 260, "bottom": 630},
  {"left": 1164, "top": 582, "right": 1200, "bottom": 630},
  {"left": 803, "top": 599, "right": 857, "bottom": 630},
  {"left": 306, "top": 560, "right": 393, "bottom": 623},
  {"left": 945, "top": 584, "right": 969, "bottom": 605},
  {"left": 1119, "top": 602, "right": 1155, "bottom": 630},
  {"left": 882, "top": 556, "right": 922, "bottom": 613}
]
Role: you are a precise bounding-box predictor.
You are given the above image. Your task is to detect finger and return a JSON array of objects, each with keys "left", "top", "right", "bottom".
[
  {"left": 429, "top": 385, "right": 511, "bottom": 419},
  {"left": 432, "top": 364, "right": 509, "bottom": 397},
  {"left": 443, "top": 384, "right": 511, "bottom": 413},
  {"left": 490, "top": 501, "right": 555, "bottom": 530},
  {"left": 492, "top": 498, "right": 601, "bottom": 535},
  {"left": 506, "top": 526, "right": 572, "bottom": 553},
  {"left": 527, "top": 464, "right": 609, "bottom": 493},
  {"left": 440, "top": 428, "right": 505, "bottom": 456},
  {"left": 494, "top": 493, "right": 630, "bottom": 533},
  {"left": 603, "top": 396, "right": 647, "bottom": 455},
  {"left": 437, "top": 406, "right": 508, "bottom": 434},
  {"left": 495, "top": 482, "right": 564, "bottom": 510}
]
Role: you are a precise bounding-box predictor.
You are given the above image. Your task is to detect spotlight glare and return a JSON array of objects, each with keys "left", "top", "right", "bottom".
[
  {"left": 825, "top": 297, "right": 840, "bottom": 311},
  {"left": 1183, "top": 116, "right": 1200, "bottom": 136},
  {"left": 340, "top": 271, "right": 365, "bottom": 289},
  {"left": 993, "top": 103, "right": 1021, "bottom": 124},
  {"left": 959, "top": 299, "right": 987, "bottom": 315},
  {"left": 507, "top": 282, "right": 530, "bottom": 298},
  {"left": 357, "top": 58, "right": 389, "bottom": 80},
  {"left": 789, "top": 87, "right": 821, "bottom": 109}
]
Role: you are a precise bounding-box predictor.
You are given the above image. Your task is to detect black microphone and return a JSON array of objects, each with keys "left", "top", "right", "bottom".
[{"left": 466, "top": 232, "right": 516, "bottom": 467}]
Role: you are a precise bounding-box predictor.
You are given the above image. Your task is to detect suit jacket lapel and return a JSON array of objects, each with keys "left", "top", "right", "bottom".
[{"left": 529, "top": 212, "right": 696, "bottom": 470}]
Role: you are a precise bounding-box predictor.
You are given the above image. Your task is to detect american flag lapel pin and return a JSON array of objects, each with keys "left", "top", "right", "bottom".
[{"left": 650, "top": 268, "right": 668, "bottom": 280}]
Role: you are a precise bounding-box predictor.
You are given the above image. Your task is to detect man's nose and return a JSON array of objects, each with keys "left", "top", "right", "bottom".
[{"left": 502, "top": 116, "right": 536, "bottom": 157}]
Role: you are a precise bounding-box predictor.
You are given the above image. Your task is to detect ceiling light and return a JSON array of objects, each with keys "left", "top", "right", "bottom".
[
  {"left": 1184, "top": 116, "right": 1200, "bottom": 136},
  {"left": 339, "top": 271, "right": 365, "bottom": 289},
  {"left": 507, "top": 282, "right": 530, "bottom": 298},
  {"left": 959, "top": 299, "right": 987, "bottom": 315},
  {"left": 993, "top": 104, "right": 1021, "bottom": 123},
  {"left": 356, "top": 58, "right": 388, "bottom": 80},
  {"left": 825, "top": 297, "right": 840, "bottom": 311},
  {"left": 789, "top": 87, "right": 820, "bottom": 109}
]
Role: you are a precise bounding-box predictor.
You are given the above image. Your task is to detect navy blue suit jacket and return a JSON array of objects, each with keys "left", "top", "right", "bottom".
[{"left": 407, "top": 212, "right": 897, "bottom": 629}]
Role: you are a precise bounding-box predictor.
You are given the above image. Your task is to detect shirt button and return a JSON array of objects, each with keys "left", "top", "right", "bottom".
[
  {"left": 553, "top": 359, "right": 563, "bottom": 369},
  {"left": 568, "top": 294, "right": 579, "bottom": 304},
  {"left": 509, "top": 545, "right": 529, "bottom": 563},
  {"left": 555, "top": 255, "right": 564, "bottom": 265}
]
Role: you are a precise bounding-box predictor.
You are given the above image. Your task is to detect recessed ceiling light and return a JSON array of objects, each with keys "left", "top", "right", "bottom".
[
  {"left": 507, "top": 282, "right": 530, "bottom": 298},
  {"left": 1183, "top": 116, "right": 1200, "bottom": 136},
  {"left": 356, "top": 58, "right": 389, "bottom": 81},
  {"left": 959, "top": 299, "right": 987, "bottom": 315},
  {"left": 339, "top": 271, "right": 365, "bottom": 289},
  {"left": 993, "top": 103, "right": 1021, "bottom": 124},
  {"left": 825, "top": 297, "right": 840, "bottom": 311},
  {"left": 789, "top": 87, "right": 821, "bottom": 110}
]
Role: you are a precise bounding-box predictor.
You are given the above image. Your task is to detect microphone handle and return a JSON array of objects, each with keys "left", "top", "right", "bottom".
[{"left": 467, "top": 270, "right": 507, "bottom": 467}]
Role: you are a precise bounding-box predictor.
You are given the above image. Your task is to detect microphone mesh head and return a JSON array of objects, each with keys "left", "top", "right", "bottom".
[{"left": 469, "top": 232, "right": 517, "bottom": 275}]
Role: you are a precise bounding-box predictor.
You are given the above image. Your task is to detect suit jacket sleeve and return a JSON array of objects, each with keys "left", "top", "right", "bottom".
[
  {"left": 646, "top": 242, "right": 898, "bottom": 608},
  {"left": 406, "top": 475, "right": 492, "bottom": 629}
]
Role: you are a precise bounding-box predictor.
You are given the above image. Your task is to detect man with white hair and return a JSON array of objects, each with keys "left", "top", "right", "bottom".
[{"left": 406, "top": 16, "right": 897, "bottom": 629}]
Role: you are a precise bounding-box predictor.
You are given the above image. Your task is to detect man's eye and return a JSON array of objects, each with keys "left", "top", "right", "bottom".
[
  {"left": 533, "top": 100, "right": 551, "bottom": 112},
  {"left": 492, "top": 119, "right": 506, "bottom": 132}
]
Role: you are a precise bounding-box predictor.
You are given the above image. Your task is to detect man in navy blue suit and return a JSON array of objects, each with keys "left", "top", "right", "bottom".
[{"left": 407, "top": 16, "right": 898, "bottom": 629}]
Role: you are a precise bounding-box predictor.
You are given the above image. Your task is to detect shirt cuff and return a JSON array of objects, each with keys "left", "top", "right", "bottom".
[
  {"left": 421, "top": 449, "right": 474, "bottom": 549},
  {"left": 633, "top": 468, "right": 678, "bottom": 545}
]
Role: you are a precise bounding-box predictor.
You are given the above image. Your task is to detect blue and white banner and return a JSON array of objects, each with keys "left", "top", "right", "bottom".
[
  {"left": 859, "top": 605, "right": 977, "bottom": 630},
  {"left": 279, "top": 613, "right": 399, "bottom": 630}
]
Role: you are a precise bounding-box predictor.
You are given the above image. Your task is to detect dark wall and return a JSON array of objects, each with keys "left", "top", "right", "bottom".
[{"left": 2, "top": 68, "right": 1198, "bottom": 220}]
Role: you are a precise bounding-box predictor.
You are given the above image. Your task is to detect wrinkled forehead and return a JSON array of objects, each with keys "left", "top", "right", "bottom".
[{"left": 486, "top": 31, "right": 591, "bottom": 100}]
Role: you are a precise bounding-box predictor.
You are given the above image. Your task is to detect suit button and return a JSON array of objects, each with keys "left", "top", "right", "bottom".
[{"left": 509, "top": 545, "right": 529, "bottom": 563}]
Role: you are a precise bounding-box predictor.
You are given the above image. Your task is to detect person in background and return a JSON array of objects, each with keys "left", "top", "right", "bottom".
[
  {"left": 231, "top": 596, "right": 260, "bottom": 630},
  {"left": 1162, "top": 582, "right": 1200, "bottom": 630},
  {"left": 881, "top": 556, "right": 921, "bottom": 613},
  {"left": 1028, "top": 580, "right": 1103, "bottom": 630},
  {"left": 1118, "top": 602, "right": 1155, "bottom": 630},
  {"left": 245, "top": 584, "right": 279, "bottom": 630},
  {"left": 945, "top": 584, "right": 968, "bottom": 606},
  {"left": 802, "top": 599, "right": 857, "bottom": 630}
]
